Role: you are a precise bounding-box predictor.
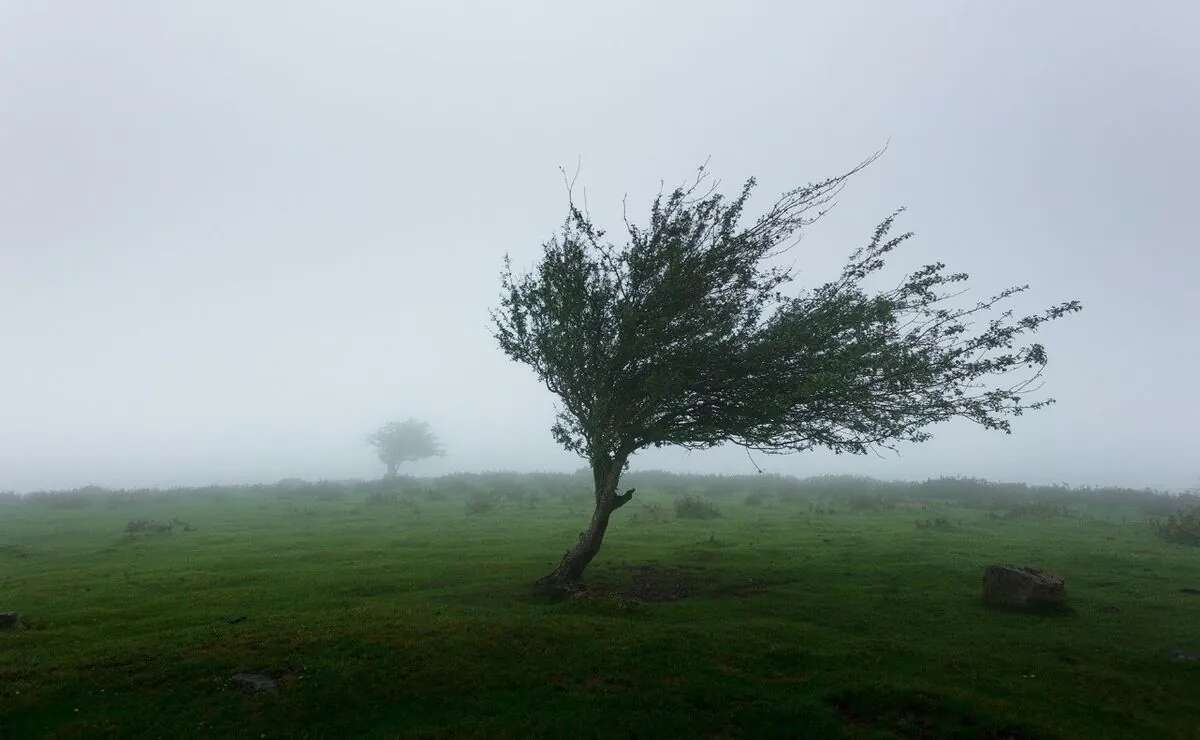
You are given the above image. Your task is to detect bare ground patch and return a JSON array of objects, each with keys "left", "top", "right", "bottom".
[
  {"left": 571, "top": 563, "right": 698, "bottom": 604},
  {"left": 712, "top": 576, "right": 799, "bottom": 599},
  {"left": 828, "top": 687, "right": 1044, "bottom": 739}
]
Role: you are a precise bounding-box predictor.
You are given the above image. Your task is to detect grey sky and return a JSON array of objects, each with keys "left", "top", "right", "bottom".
[{"left": 1, "top": 1, "right": 1196, "bottom": 492}]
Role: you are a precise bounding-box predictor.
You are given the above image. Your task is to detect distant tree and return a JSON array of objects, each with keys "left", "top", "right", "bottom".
[
  {"left": 367, "top": 419, "right": 443, "bottom": 478},
  {"left": 493, "top": 156, "right": 1080, "bottom": 591}
]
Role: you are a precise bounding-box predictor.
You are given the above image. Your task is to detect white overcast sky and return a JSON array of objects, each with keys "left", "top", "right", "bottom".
[{"left": 1, "top": 1, "right": 1197, "bottom": 492}]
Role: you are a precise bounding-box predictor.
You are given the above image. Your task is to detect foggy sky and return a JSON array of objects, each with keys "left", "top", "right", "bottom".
[{"left": 2, "top": 1, "right": 1197, "bottom": 493}]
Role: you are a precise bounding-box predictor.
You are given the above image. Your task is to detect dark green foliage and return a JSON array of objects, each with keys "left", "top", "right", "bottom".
[
  {"left": 493, "top": 161, "right": 1078, "bottom": 579},
  {"left": 10, "top": 473, "right": 1188, "bottom": 515},
  {"left": 125, "top": 517, "right": 193, "bottom": 534},
  {"left": 465, "top": 492, "right": 496, "bottom": 515},
  {"left": 1150, "top": 504, "right": 1200, "bottom": 545},
  {"left": 633, "top": 501, "right": 670, "bottom": 524},
  {"left": 27, "top": 491, "right": 94, "bottom": 509},
  {"left": 0, "top": 543, "right": 32, "bottom": 558},
  {"left": 493, "top": 158, "right": 1080, "bottom": 464},
  {"left": 846, "top": 493, "right": 893, "bottom": 512},
  {"left": 673, "top": 495, "right": 721, "bottom": 520},
  {"left": 827, "top": 686, "right": 1039, "bottom": 739},
  {"left": 4, "top": 481, "right": 1200, "bottom": 738},
  {"left": 743, "top": 491, "right": 769, "bottom": 506},
  {"left": 364, "top": 490, "right": 421, "bottom": 514},
  {"left": 273, "top": 480, "right": 356, "bottom": 501},
  {"left": 999, "top": 502, "right": 1071, "bottom": 520},
  {"left": 915, "top": 517, "right": 954, "bottom": 531}
]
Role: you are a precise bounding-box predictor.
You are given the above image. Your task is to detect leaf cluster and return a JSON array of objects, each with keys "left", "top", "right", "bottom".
[{"left": 493, "top": 157, "right": 1080, "bottom": 464}]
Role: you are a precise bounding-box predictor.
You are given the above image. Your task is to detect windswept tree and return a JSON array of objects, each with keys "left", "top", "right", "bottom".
[
  {"left": 367, "top": 419, "right": 443, "bottom": 478},
  {"left": 492, "top": 156, "right": 1080, "bottom": 591}
]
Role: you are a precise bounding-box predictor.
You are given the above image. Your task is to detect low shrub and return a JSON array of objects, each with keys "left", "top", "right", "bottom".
[
  {"left": 365, "top": 491, "right": 421, "bottom": 512},
  {"left": 125, "top": 517, "right": 194, "bottom": 534},
  {"left": 674, "top": 495, "right": 720, "bottom": 520},
  {"left": 915, "top": 517, "right": 954, "bottom": 531},
  {"left": 28, "top": 491, "right": 93, "bottom": 509},
  {"left": 497, "top": 488, "right": 529, "bottom": 505},
  {"left": 1150, "top": 505, "right": 1200, "bottom": 545},
  {"left": 465, "top": 493, "right": 496, "bottom": 515},
  {"left": 631, "top": 502, "right": 670, "bottom": 525},
  {"left": 847, "top": 493, "right": 892, "bottom": 512},
  {"left": 365, "top": 490, "right": 397, "bottom": 505},
  {"left": 744, "top": 492, "right": 770, "bottom": 507},
  {"left": 998, "top": 502, "right": 1070, "bottom": 520}
]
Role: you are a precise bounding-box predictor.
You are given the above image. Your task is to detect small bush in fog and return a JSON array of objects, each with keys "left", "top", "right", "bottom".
[
  {"left": 557, "top": 490, "right": 588, "bottom": 506},
  {"left": 365, "top": 490, "right": 394, "bottom": 505},
  {"left": 465, "top": 493, "right": 496, "bottom": 515},
  {"left": 998, "top": 502, "right": 1070, "bottom": 520},
  {"left": 28, "top": 491, "right": 94, "bottom": 509},
  {"left": 914, "top": 517, "right": 954, "bottom": 531},
  {"left": 365, "top": 491, "right": 421, "bottom": 513},
  {"left": 744, "top": 492, "right": 769, "bottom": 507},
  {"left": 631, "top": 502, "right": 670, "bottom": 525},
  {"left": 125, "top": 517, "right": 193, "bottom": 534},
  {"left": 275, "top": 480, "right": 351, "bottom": 501},
  {"left": 846, "top": 493, "right": 892, "bottom": 512},
  {"left": 497, "top": 488, "right": 528, "bottom": 505},
  {"left": 674, "top": 495, "right": 720, "bottom": 520},
  {"left": 1149, "top": 505, "right": 1200, "bottom": 546}
]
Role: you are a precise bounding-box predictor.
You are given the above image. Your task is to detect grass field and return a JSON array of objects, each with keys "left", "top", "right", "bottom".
[{"left": 2, "top": 475, "right": 1199, "bottom": 739}]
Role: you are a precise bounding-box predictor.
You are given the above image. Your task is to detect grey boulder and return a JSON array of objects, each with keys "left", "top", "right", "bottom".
[{"left": 983, "top": 565, "right": 1066, "bottom": 610}]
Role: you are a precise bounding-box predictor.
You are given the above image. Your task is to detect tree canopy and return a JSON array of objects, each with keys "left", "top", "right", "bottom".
[
  {"left": 367, "top": 419, "right": 443, "bottom": 478},
  {"left": 492, "top": 157, "right": 1080, "bottom": 587}
]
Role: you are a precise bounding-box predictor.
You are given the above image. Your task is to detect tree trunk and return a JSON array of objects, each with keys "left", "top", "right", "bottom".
[{"left": 536, "top": 456, "right": 630, "bottom": 593}]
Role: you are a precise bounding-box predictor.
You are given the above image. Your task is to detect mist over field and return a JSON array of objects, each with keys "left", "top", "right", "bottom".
[{"left": 1, "top": 2, "right": 1197, "bottom": 493}]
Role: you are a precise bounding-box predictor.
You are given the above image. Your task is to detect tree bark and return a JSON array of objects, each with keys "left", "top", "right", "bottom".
[{"left": 536, "top": 455, "right": 631, "bottom": 593}]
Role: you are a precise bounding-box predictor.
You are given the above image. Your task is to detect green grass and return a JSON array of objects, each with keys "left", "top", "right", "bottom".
[{"left": 2, "top": 484, "right": 1199, "bottom": 738}]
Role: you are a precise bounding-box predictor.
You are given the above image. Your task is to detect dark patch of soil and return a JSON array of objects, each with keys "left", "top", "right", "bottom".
[
  {"left": 714, "top": 576, "right": 799, "bottom": 598},
  {"left": 566, "top": 563, "right": 696, "bottom": 604},
  {"left": 983, "top": 600, "right": 1075, "bottom": 617},
  {"left": 828, "top": 686, "right": 1044, "bottom": 739},
  {"left": 231, "top": 672, "right": 279, "bottom": 693},
  {"left": 581, "top": 674, "right": 633, "bottom": 692},
  {"left": 80, "top": 654, "right": 154, "bottom": 671},
  {"left": 567, "top": 564, "right": 797, "bottom": 604},
  {"left": 621, "top": 564, "right": 693, "bottom": 602}
]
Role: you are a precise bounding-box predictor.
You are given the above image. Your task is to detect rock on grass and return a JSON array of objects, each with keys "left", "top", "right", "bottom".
[
  {"left": 231, "top": 673, "right": 279, "bottom": 693},
  {"left": 983, "top": 565, "right": 1066, "bottom": 611}
]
